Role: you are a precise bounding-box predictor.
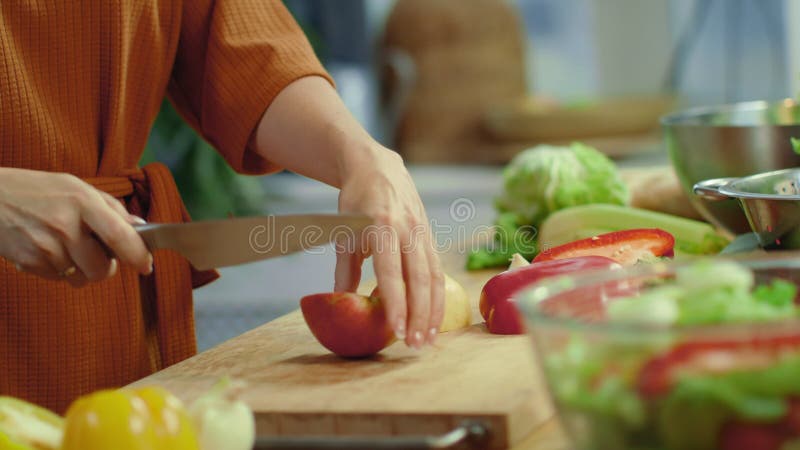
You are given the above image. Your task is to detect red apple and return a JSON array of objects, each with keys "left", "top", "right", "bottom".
[{"left": 300, "top": 292, "right": 395, "bottom": 358}]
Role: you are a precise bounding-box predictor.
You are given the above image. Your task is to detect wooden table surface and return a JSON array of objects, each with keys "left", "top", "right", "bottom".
[{"left": 513, "top": 418, "right": 569, "bottom": 450}]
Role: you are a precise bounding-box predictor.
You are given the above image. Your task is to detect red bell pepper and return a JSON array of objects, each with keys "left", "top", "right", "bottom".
[
  {"left": 638, "top": 335, "right": 800, "bottom": 397},
  {"left": 479, "top": 256, "right": 621, "bottom": 334},
  {"left": 534, "top": 228, "right": 675, "bottom": 266}
]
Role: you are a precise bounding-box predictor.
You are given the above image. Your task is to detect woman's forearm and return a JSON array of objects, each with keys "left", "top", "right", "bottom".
[{"left": 251, "top": 76, "right": 382, "bottom": 187}]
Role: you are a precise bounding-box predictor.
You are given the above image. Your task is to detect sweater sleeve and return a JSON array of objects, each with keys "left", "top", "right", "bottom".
[{"left": 167, "top": 0, "right": 334, "bottom": 174}]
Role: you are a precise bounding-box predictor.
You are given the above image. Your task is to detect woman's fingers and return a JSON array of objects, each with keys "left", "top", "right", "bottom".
[
  {"left": 334, "top": 248, "right": 363, "bottom": 292},
  {"left": 100, "top": 192, "right": 146, "bottom": 226},
  {"left": 14, "top": 260, "right": 85, "bottom": 286},
  {"left": 61, "top": 190, "right": 147, "bottom": 280},
  {"left": 79, "top": 193, "right": 152, "bottom": 275},
  {"left": 41, "top": 203, "right": 116, "bottom": 283},
  {"left": 401, "top": 227, "right": 431, "bottom": 349},
  {"left": 371, "top": 225, "right": 407, "bottom": 341},
  {"left": 99, "top": 192, "right": 129, "bottom": 218},
  {"left": 64, "top": 230, "right": 117, "bottom": 282},
  {"left": 13, "top": 232, "right": 90, "bottom": 286},
  {"left": 425, "top": 237, "right": 445, "bottom": 344}
]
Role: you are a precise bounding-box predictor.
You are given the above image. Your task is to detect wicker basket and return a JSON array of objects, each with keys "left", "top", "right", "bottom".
[{"left": 380, "top": 0, "right": 527, "bottom": 164}]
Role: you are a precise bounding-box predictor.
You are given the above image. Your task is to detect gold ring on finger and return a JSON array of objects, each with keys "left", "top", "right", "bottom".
[{"left": 59, "top": 266, "right": 78, "bottom": 277}]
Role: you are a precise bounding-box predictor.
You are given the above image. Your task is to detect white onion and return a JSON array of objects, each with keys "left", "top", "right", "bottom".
[{"left": 189, "top": 378, "right": 255, "bottom": 450}]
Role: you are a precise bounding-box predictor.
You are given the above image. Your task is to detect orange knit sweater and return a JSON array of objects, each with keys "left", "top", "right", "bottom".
[{"left": 0, "top": 0, "right": 330, "bottom": 413}]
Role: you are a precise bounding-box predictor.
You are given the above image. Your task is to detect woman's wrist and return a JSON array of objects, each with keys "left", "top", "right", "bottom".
[{"left": 334, "top": 134, "right": 403, "bottom": 187}]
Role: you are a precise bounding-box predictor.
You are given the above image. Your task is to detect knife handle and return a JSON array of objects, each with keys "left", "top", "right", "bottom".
[
  {"left": 252, "top": 421, "right": 490, "bottom": 450},
  {"left": 90, "top": 224, "right": 162, "bottom": 259},
  {"left": 133, "top": 223, "right": 165, "bottom": 251}
]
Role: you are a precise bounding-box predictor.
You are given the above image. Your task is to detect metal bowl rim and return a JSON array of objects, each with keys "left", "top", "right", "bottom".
[
  {"left": 660, "top": 98, "right": 800, "bottom": 127},
  {"left": 718, "top": 167, "right": 800, "bottom": 201}
]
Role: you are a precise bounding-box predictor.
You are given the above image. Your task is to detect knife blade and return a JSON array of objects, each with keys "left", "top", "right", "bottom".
[{"left": 133, "top": 214, "right": 373, "bottom": 270}]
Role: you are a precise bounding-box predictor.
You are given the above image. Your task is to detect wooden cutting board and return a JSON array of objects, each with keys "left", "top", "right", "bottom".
[{"left": 130, "top": 253, "right": 552, "bottom": 450}]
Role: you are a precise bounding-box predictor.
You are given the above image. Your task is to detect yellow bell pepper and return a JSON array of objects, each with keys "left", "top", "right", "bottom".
[
  {"left": 0, "top": 396, "right": 63, "bottom": 450},
  {"left": 61, "top": 386, "right": 199, "bottom": 450}
]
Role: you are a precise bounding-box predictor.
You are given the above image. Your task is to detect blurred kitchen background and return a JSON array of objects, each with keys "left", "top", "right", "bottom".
[{"left": 143, "top": 0, "right": 800, "bottom": 350}]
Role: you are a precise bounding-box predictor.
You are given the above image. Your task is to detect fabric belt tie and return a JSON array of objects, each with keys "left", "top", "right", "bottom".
[{"left": 83, "top": 162, "right": 218, "bottom": 367}]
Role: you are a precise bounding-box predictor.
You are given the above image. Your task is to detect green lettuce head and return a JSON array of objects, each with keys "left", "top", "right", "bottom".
[{"left": 496, "top": 142, "right": 629, "bottom": 226}]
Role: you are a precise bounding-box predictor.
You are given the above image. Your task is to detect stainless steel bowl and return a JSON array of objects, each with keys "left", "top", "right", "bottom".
[
  {"left": 694, "top": 168, "right": 800, "bottom": 249},
  {"left": 663, "top": 99, "right": 800, "bottom": 236}
]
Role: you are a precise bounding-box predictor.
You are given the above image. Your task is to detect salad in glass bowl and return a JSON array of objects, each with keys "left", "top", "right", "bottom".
[{"left": 520, "top": 256, "right": 800, "bottom": 450}]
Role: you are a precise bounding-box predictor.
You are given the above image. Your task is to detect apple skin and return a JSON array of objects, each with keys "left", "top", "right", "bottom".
[{"left": 300, "top": 292, "right": 396, "bottom": 358}]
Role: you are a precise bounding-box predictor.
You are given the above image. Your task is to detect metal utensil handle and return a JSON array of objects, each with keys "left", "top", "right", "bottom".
[
  {"left": 693, "top": 177, "right": 739, "bottom": 201},
  {"left": 132, "top": 223, "right": 163, "bottom": 251},
  {"left": 253, "top": 421, "right": 490, "bottom": 450}
]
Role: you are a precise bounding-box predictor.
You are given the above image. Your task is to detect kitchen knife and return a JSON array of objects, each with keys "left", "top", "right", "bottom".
[{"left": 133, "top": 214, "right": 373, "bottom": 270}]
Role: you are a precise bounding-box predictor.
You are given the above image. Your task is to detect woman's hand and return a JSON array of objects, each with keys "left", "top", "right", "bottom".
[
  {"left": 334, "top": 147, "right": 444, "bottom": 349},
  {"left": 254, "top": 76, "right": 444, "bottom": 349},
  {"left": 0, "top": 168, "right": 153, "bottom": 287}
]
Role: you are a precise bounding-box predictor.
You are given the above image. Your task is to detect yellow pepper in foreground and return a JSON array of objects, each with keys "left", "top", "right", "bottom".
[{"left": 61, "top": 386, "right": 199, "bottom": 450}]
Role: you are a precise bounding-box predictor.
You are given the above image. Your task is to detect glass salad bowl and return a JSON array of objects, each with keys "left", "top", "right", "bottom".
[{"left": 519, "top": 255, "right": 800, "bottom": 450}]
